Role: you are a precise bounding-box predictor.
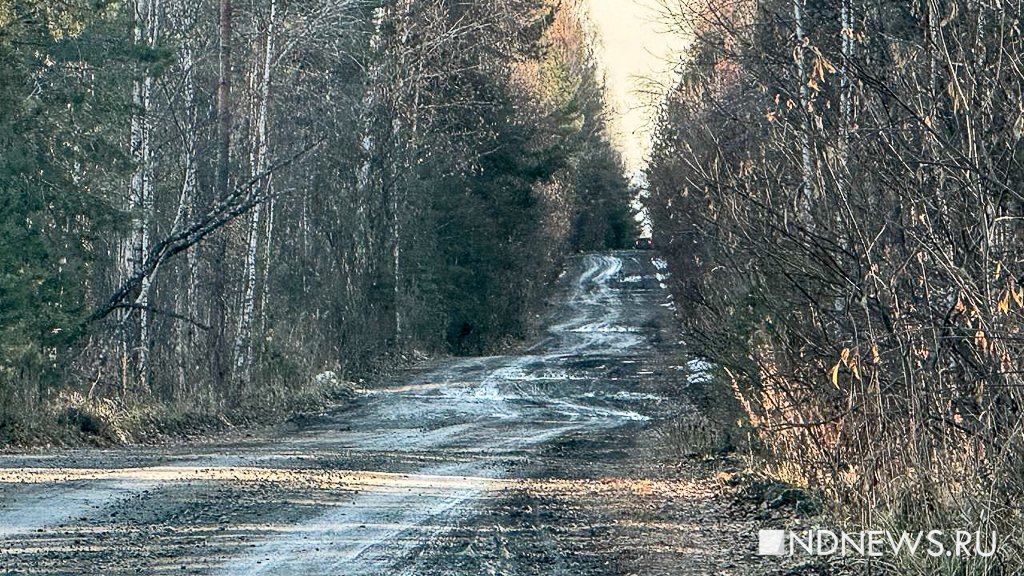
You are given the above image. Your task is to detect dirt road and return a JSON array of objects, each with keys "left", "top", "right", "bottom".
[{"left": 0, "top": 252, "right": 777, "bottom": 575}]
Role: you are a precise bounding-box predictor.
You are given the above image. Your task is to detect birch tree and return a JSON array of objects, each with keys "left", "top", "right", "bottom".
[
  {"left": 0, "top": 0, "right": 637, "bottom": 446},
  {"left": 233, "top": 0, "right": 278, "bottom": 385},
  {"left": 122, "top": 0, "right": 161, "bottom": 395}
]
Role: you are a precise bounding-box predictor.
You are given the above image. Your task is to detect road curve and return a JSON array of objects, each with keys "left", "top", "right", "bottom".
[{"left": 0, "top": 251, "right": 671, "bottom": 575}]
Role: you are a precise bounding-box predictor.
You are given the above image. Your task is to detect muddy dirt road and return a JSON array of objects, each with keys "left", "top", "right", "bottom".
[{"left": 0, "top": 252, "right": 774, "bottom": 575}]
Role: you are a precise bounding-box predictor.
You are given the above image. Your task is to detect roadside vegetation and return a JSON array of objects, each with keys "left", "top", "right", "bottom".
[
  {"left": 0, "top": 0, "right": 635, "bottom": 445},
  {"left": 647, "top": 0, "right": 1024, "bottom": 573}
]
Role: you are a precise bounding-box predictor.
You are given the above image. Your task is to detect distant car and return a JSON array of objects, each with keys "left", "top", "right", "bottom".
[{"left": 634, "top": 238, "right": 653, "bottom": 250}]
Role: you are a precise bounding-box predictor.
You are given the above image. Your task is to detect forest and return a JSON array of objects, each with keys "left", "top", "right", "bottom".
[
  {"left": 0, "top": 0, "right": 635, "bottom": 442},
  {"left": 6, "top": 0, "right": 1024, "bottom": 572},
  {"left": 648, "top": 0, "right": 1024, "bottom": 571}
]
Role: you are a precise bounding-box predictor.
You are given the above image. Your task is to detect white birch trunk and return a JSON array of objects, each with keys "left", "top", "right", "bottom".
[
  {"left": 257, "top": 196, "right": 275, "bottom": 336},
  {"left": 173, "top": 44, "right": 200, "bottom": 399},
  {"left": 350, "top": 5, "right": 386, "bottom": 329},
  {"left": 233, "top": 0, "right": 277, "bottom": 382},
  {"left": 391, "top": 1, "right": 414, "bottom": 341},
  {"left": 355, "top": 5, "right": 387, "bottom": 197},
  {"left": 124, "top": 0, "right": 160, "bottom": 394}
]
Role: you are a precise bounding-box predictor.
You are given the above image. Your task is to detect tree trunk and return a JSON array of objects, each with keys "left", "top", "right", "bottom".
[
  {"left": 211, "top": 0, "right": 233, "bottom": 394},
  {"left": 794, "top": 0, "right": 814, "bottom": 218},
  {"left": 173, "top": 43, "right": 200, "bottom": 402},
  {"left": 124, "top": 0, "right": 160, "bottom": 395},
  {"left": 234, "top": 0, "right": 277, "bottom": 385},
  {"left": 840, "top": 0, "right": 853, "bottom": 137}
]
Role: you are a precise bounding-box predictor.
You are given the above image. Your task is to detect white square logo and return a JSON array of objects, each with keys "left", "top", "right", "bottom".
[{"left": 758, "top": 530, "right": 787, "bottom": 556}]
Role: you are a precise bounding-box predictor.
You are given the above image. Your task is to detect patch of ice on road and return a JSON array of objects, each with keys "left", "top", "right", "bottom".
[
  {"left": 487, "top": 365, "right": 579, "bottom": 382},
  {"left": 688, "top": 359, "right": 714, "bottom": 384},
  {"left": 569, "top": 323, "right": 636, "bottom": 333},
  {"left": 655, "top": 272, "right": 670, "bottom": 282},
  {"left": 620, "top": 274, "right": 643, "bottom": 283},
  {"left": 547, "top": 398, "right": 649, "bottom": 422},
  {"left": 652, "top": 257, "right": 669, "bottom": 270},
  {"left": 0, "top": 481, "right": 150, "bottom": 539},
  {"left": 609, "top": 391, "right": 666, "bottom": 402}
]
